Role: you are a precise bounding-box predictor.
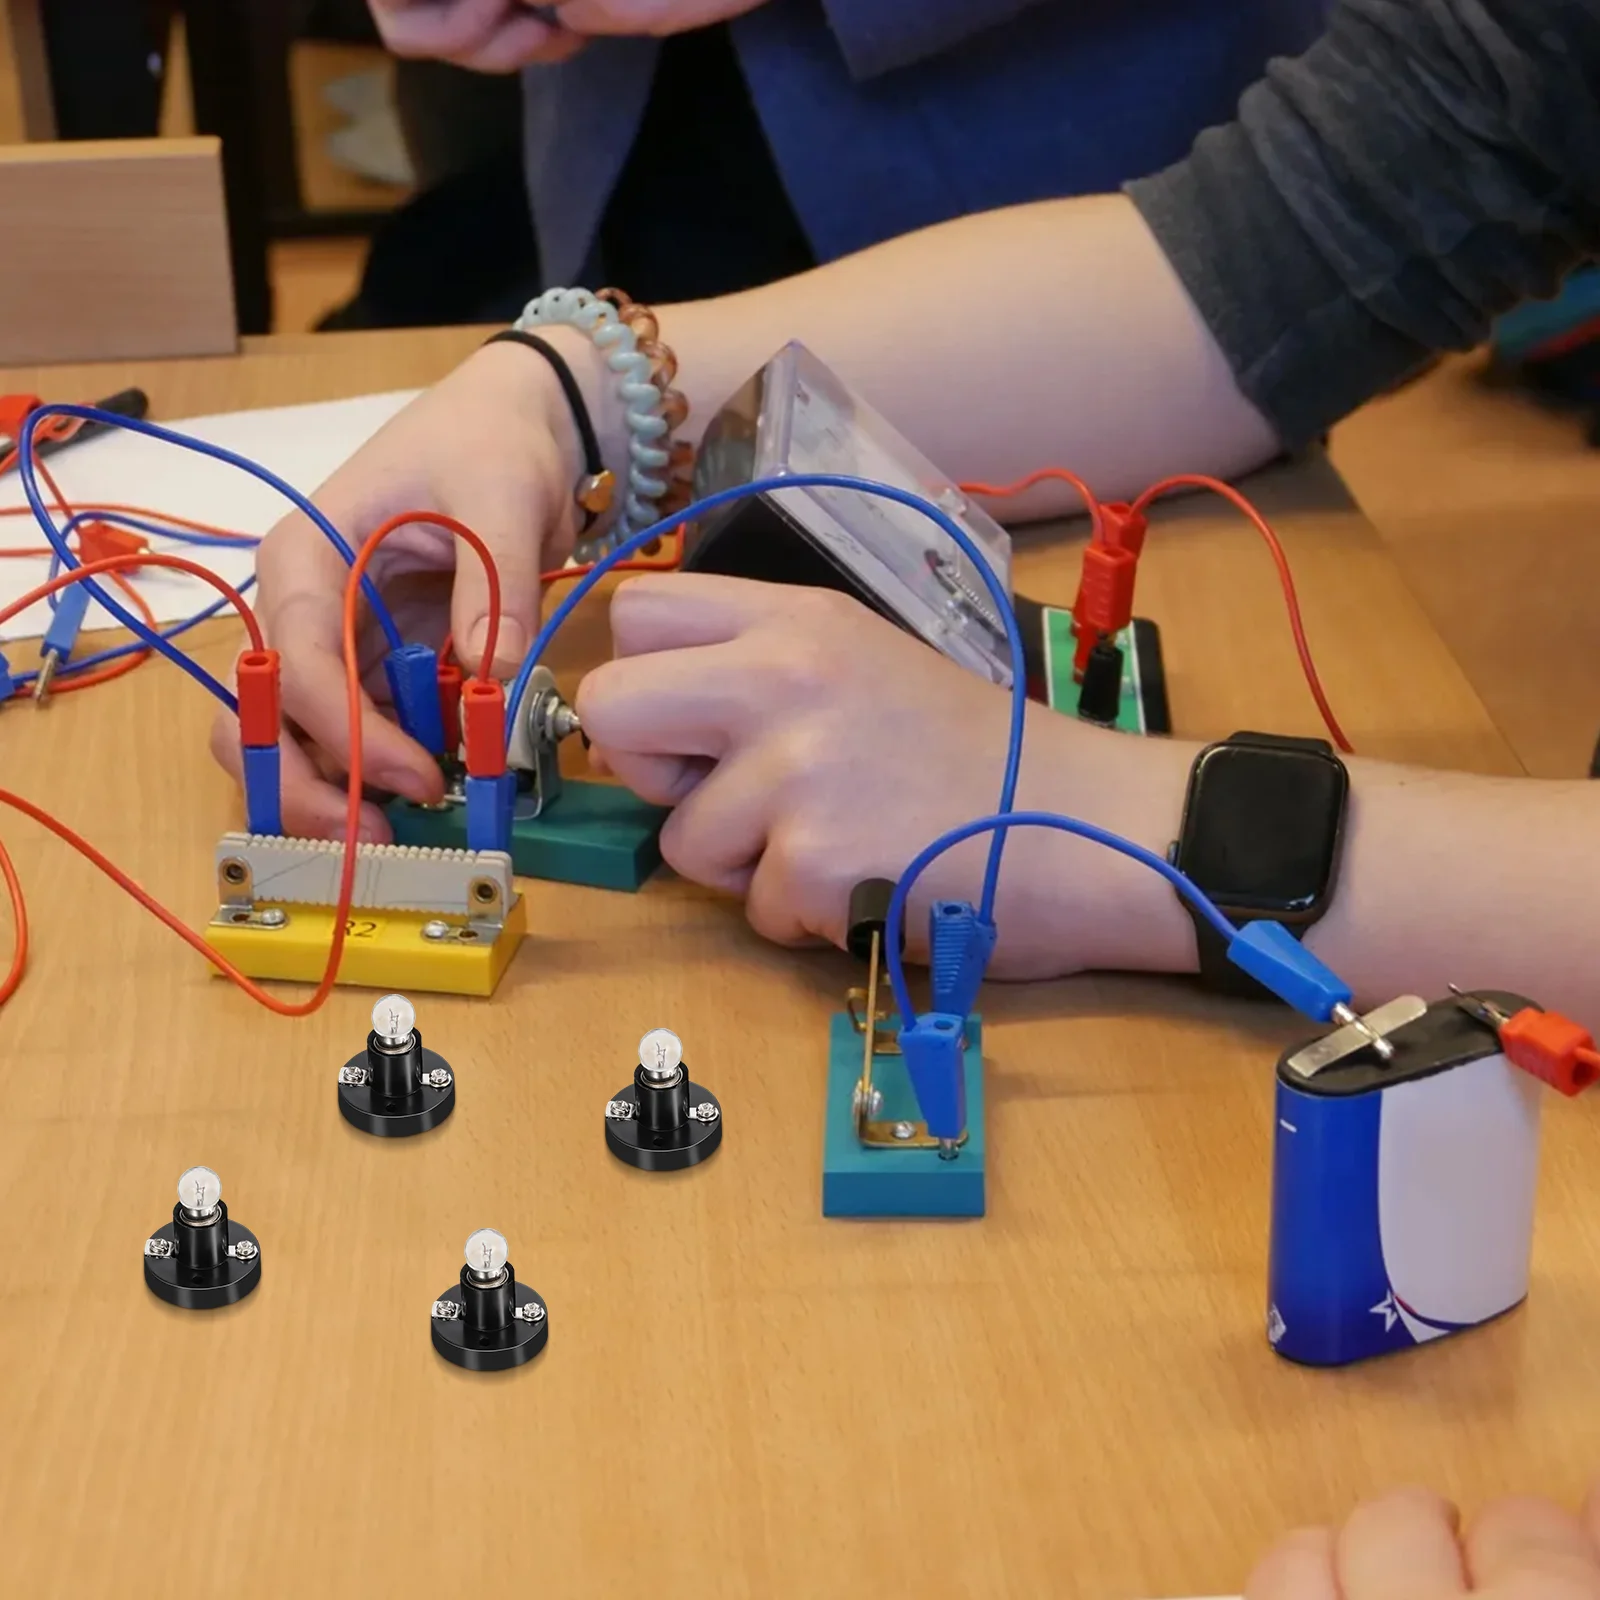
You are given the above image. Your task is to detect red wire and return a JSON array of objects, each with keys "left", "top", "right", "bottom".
[
  {"left": 959, "top": 468, "right": 1105, "bottom": 543},
  {"left": 2, "top": 450, "right": 165, "bottom": 690},
  {"left": 0, "top": 509, "right": 502, "bottom": 1015},
  {"left": 1129, "top": 474, "right": 1352, "bottom": 754},
  {"left": 0, "top": 552, "right": 264, "bottom": 648},
  {"left": 48, "top": 571, "right": 159, "bottom": 695},
  {"left": 435, "top": 530, "right": 684, "bottom": 664},
  {"left": 0, "top": 501, "right": 256, "bottom": 551},
  {"left": 0, "top": 840, "right": 27, "bottom": 1005},
  {"left": 362, "top": 511, "right": 503, "bottom": 679},
  {"left": 0, "top": 457, "right": 258, "bottom": 694}
]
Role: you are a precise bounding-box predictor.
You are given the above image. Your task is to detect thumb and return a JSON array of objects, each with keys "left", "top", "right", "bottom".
[{"left": 444, "top": 473, "right": 554, "bottom": 681}]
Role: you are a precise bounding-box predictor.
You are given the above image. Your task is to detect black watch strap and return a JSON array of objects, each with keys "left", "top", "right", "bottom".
[{"left": 1186, "top": 901, "right": 1301, "bottom": 998}]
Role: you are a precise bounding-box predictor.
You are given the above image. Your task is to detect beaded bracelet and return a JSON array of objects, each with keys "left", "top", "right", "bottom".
[
  {"left": 514, "top": 287, "right": 689, "bottom": 558},
  {"left": 595, "top": 288, "right": 696, "bottom": 520}
]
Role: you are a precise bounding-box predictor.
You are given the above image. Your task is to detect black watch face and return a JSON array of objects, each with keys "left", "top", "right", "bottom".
[{"left": 1178, "top": 744, "right": 1346, "bottom": 913}]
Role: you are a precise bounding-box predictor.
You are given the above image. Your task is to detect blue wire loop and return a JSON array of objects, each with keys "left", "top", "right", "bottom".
[
  {"left": 16, "top": 404, "right": 401, "bottom": 709},
  {"left": 12, "top": 505, "right": 261, "bottom": 688},
  {"left": 43, "top": 508, "right": 259, "bottom": 610},
  {"left": 881, "top": 811, "right": 1240, "bottom": 1026},
  {"left": 505, "top": 473, "right": 1029, "bottom": 918}
]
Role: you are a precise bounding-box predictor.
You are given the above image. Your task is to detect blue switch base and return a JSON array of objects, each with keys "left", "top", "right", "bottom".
[{"left": 822, "top": 1011, "right": 985, "bottom": 1219}]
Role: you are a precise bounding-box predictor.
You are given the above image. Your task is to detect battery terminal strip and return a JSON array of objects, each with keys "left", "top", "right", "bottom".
[{"left": 204, "top": 833, "right": 524, "bottom": 997}]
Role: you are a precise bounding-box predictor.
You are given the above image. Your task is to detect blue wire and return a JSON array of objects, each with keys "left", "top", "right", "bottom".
[
  {"left": 11, "top": 577, "right": 258, "bottom": 688},
  {"left": 13, "top": 503, "right": 262, "bottom": 703},
  {"left": 16, "top": 405, "right": 400, "bottom": 669},
  {"left": 43, "top": 508, "right": 258, "bottom": 611},
  {"left": 505, "top": 474, "right": 1029, "bottom": 918},
  {"left": 881, "top": 810, "right": 1240, "bottom": 1026}
]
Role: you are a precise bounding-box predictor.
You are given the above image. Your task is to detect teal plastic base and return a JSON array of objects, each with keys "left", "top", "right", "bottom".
[
  {"left": 1041, "top": 611, "right": 1160, "bottom": 733},
  {"left": 822, "top": 1011, "right": 985, "bottom": 1219},
  {"left": 387, "top": 778, "right": 668, "bottom": 893}
]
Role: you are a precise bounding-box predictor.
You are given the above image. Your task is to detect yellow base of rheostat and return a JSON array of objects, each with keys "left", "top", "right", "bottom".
[{"left": 204, "top": 898, "right": 527, "bottom": 998}]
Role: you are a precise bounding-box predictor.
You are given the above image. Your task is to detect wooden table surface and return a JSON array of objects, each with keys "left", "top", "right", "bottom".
[
  {"left": 1332, "top": 353, "right": 1600, "bottom": 779},
  {"left": 2, "top": 332, "right": 1597, "bottom": 1600}
]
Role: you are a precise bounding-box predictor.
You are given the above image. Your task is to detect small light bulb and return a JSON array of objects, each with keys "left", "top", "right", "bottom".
[
  {"left": 464, "top": 1228, "right": 509, "bottom": 1281},
  {"left": 638, "top": 1028, "right": 683, "bottom": 1082},
  {"left": 177, "top": 1166, "right": 222, "bottom": 1217},
  {"left": 371, "top": 994, "right": 416, "bottom": 1048}
]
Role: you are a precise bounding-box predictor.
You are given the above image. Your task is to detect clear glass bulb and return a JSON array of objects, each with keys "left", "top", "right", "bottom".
[
  {"left": 464, "top": 1228, "right": 509, "bottom": 1280},
  {"left": 177, "top": 1166, "right": 222, "bottom": 1216},
  {"left": 371, "top": 994, "right": 416, "bottom": 1047},
  {"left": 638, "top": 1027, "right": 683, "bottom": 1081}
]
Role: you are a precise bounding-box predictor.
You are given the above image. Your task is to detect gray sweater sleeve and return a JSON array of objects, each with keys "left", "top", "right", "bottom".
[{"left": 1126, "top": 0, "right": 1600, "bottom": 449}]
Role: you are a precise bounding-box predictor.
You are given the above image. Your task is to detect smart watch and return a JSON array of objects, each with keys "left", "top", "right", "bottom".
[{"left": 1170, "top": 731, "right": 1349, "bottom": 997}]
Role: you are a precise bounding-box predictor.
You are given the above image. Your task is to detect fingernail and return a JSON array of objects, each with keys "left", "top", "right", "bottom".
[{"left": 465, "top": 616, "right": 527, "bottom": 674}]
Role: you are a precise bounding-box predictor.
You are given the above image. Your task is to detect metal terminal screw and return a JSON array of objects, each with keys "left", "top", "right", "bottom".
[
  {"left": 421, "top": 1068, "right": 453, "bottom": 1090},
  {"left": 430, "top": 1299, "right": 462, "bottom": 1321},
  {"left": 892, "top": 1121, "right": 915, "bottom": 1141},
  {"left": 338, "top": 1064, "right": 371, "bottom": 1088},
  {"left": 605, "top": 1099, "right": 636, "bottom": 1121},
  {"left": 1329, "top": 1001, "right": 1396, "bottom": 1062},
  {"left": 687, "top": 1101, "right": 721, "bottom": 1123},
  {"left": 221, "top": 859, "right": 248, "bottom": 886},
  {"left": 144, "top": 1237, "right": 177, "bottom": 1259},
  {"left": 255, "top": 908, "right": 286, "bottom": 928},
  {"left": 852, "top": 1084, "right": 884, "bottom": 1118},
  {"left": 422, "top": 920, "right": 451, "bottom": 942},
  {"left": 513, "top": 1302, "right": 547, "bottom": 1324},
  {"left": 227, "top": 1240, "right": 258, "bottom": 1261}
]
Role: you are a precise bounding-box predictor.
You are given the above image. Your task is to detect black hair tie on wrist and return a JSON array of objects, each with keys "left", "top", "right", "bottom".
[{"left": 484, "top": 327, "right": 614, "bottom": 534}]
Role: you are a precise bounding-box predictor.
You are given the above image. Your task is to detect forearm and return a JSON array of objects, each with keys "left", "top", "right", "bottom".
[
  {"left": 1001, "top": 722, "right": 1600, "bottom": 1023},
  {"left": 654, "top": 196, "right": 1278, "bottom": 516},
  {"left": 1308, "top": 764, "right": 1600, "bottom": 1021}
]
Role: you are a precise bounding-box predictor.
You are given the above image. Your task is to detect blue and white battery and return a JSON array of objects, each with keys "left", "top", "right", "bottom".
[{"left": 1267, "top": 989, "right": 1545, "bottom": 1367}]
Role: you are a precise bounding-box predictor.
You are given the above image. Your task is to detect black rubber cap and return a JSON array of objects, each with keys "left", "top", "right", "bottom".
[
  {"left": 1077, "top": 637, "right": 1124, "bottom": 726},
  {"left": 846, "top": 878, "right": 903, "bottom": 962}
]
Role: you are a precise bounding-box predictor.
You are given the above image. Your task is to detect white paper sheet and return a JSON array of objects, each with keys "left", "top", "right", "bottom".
[{"left": 0, "top": 390, "right": 420, "bottom": 644}]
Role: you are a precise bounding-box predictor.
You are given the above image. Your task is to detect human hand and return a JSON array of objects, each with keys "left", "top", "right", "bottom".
[
  {"left": 367, "top": 0, "right": 586, "bottom": 71},
  {"left": 536, "top": 0, "right": 766, "bottom": 35},
  {"left": 208, "top": 341, "right": 583, "bottom": 841},
  {"left": 1247, "top": 1483, "right": 1600, "bottom": 1599},
  {"left": 576, "top": 573, "right": 1198, "bottom": 971}
]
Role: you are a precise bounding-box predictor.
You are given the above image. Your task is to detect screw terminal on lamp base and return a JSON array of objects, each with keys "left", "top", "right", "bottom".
[{"left": 143, "top": 1203, "right": 262, "bottom": 1310}]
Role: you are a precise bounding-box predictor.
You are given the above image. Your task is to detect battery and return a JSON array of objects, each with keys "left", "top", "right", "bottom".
[{"left": 1267, "top": 990, "right": 1543, "bottom": 1367}]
